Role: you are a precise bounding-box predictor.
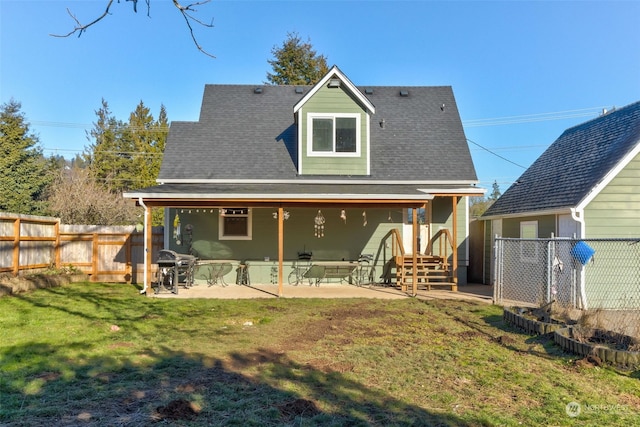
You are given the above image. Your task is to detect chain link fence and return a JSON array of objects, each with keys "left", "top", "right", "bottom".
[{"left": 494, "top": 237, "right": 640, "bottom": 338}]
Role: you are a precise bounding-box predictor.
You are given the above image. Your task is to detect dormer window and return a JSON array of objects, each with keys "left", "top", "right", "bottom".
[{"left": 307, "top": 113, "right": 360, "bottom": 156}]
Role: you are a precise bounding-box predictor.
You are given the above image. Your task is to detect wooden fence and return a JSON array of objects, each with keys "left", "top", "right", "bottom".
[{"left": 0, "top": 212, "right": 164, "bottom": 283}]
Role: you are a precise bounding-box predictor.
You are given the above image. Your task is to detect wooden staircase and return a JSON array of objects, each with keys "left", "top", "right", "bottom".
[
  {"left": 373, "top": 227, "right": 458, "bottom": 294},
  {"left": 397, "top": 254, "right": 457, "bottom": 292}
]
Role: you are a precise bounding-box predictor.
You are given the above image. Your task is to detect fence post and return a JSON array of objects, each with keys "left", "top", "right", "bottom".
[
  {"left": 125, "top": 233, "right": 132, "bottom": 284},
  {"left": 493, "top": 235, "right": 501, "bottom": 304},
  {"left": 12, "top": 218, "right": 20, "bottom": 276},
  {"left": 546, "top": 236, "right": 554, "bottom": 304},
  {"left": 54, "top": 220, "right": 60, "bottom": 269},
  {"left": 92, "top": 233, "right": 99, "bottom": 281}
]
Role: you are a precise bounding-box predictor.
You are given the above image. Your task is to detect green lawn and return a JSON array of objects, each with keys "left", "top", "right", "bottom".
[{"left": 0, "top": 282, "right": 638, "bottom": 426}]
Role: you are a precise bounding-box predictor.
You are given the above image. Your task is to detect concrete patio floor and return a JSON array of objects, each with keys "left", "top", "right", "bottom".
[{"left": 150, "top": 282, "right": 494, "bottom": 304}]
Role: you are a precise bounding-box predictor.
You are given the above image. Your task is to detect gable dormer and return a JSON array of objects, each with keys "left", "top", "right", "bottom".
[{"left": 293, "top": 66, "right": 375, "bottom": 176}]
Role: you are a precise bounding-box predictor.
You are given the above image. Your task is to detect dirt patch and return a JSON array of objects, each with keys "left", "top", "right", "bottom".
[
  {"left": 279, "top": 302, "right": 405, "bottom": 352},
  {"left": 0, "top": 273, "right": 88, "bottom": 296},
  {"left": 275, "top": 398, "right": 321, "bottom": 421},
  {"left": 573, "top": 328, "right": 640, "bottom": 352},
  {"left": 155, "top": 398, "right": 200, "bottom": 421},
  {"left": 575, "top": 354, "right": 603, "bottom": 368}
]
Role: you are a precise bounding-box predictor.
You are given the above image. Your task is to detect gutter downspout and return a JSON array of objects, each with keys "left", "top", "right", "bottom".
[
  {"left": 138, "top": 197, "right": 149, "bottom": 295},
  {"left": 570, "top": 207, "right": 588, "bottom": 309}
]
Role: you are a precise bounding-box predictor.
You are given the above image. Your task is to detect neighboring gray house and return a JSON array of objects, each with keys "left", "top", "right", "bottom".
[
  {"left": 481, "top": 100, "right": 640, "bottom": 307},
  {"left": 125, "top": 66, "right": 483, "bottom": 295}
]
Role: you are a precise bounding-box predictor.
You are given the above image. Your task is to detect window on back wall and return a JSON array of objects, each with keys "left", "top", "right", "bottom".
[
  {"left": 219, "top": 208, "right": 252, "bottom": 240},
  {"left": 307, "top": 113, "right": 360, "bottom": 156},
  {"left": 519, "top": 220, "right": 538, "bottom": 263}
]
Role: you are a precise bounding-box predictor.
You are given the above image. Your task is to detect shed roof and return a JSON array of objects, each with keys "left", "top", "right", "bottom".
[{"left": 483, "top": 101, "right": 640, "bottom": 218}]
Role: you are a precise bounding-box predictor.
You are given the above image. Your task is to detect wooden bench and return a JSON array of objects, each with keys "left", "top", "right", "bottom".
[{"left": 303, "top": 261, "right": 359, "bottom": 285}]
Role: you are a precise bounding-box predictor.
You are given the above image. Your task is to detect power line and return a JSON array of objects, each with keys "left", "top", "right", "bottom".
[
  {"left": 462, "top": 106, "right": 606, "bottom": 127},
  {"left": 466, "top": 138, "right": 527, "bottom": 169},
  {"left": 32, "top": 106, "right": 608, "bottom": 131}
]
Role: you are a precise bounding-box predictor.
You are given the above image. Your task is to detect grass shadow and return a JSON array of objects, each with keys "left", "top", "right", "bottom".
[{"left": 1, "top": 341, "right": 474, "bottom": 426}]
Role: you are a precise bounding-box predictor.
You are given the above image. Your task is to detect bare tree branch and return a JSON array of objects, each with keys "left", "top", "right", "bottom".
[
  {"left": 50, "top": 0, "right": 215, "bottom": 57},
  {"left": 50, "top": 0, "right": 115, "bottom": 38}
]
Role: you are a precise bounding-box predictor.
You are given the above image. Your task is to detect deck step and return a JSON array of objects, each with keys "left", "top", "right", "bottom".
[{"left": 396, "top": 254, "right": 455, "bottom": 291}]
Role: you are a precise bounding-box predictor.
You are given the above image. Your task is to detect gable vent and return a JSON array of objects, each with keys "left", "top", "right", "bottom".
[
  {"left": 399, "top": 90, "right": 409, "bottom": 97},
  {"left": 254, "top": 87, "right": 263, "bottom": 94},
  {"left": 328, "top": 78, "right": 341, "bottom": 88}
]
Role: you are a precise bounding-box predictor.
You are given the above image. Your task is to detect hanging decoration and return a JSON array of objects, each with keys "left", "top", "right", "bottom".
[
  {"left": 173, "top": 213, "right": 182, "bottom": 245},
  {"left": 314, "top": 210, "right": 325, "bottom": 238},
  {"left": 340, "top": 209, "right": 347, "bottom": 223},
  {"left": 388, "top": 211, "right": 393, "bottom": 222},
  {"left": 362, "top": 211, "right": 367, "bottom": 227},
  {"left": 272, "top": 210, "right": 290, "bottom": 220}
]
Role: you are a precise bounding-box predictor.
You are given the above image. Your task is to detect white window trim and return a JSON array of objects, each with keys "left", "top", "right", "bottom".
[
  {"left": 306, "top": 112, "right": 361, "bottom": 157},
  {"left": 218, "top": 208, "right": 252, "bottom": 240}
]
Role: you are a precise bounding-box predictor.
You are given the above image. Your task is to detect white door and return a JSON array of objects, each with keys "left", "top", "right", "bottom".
[{"left": 402, "top": 224, "right": 429, "bottom": 254}]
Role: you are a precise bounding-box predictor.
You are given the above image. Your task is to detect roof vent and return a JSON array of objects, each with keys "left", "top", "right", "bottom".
[
  {"left": 399, "top": 90, "right": 409, "bottom": 97},
  {"left": 328, "top": 78, "right": 341, "bottom": 88},
  {"left": 254, "top": 87, "right": 263, "bottom": 94},
  {"left": 365, "top": 88, "right": 374, "bottom": 95},
  {"left": 295, "top": 87, "right": 304, "bottom": 94}
]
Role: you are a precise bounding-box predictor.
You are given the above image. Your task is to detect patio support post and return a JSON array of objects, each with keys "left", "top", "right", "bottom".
[
  {"left": 278, "top": 206, "right": 284, "bottom": 297},
  {"left": 412, "top": 207, "right": 418, "bottom": 296},
  {"left": 452, "top": 196, "right": 458, "bottom": 291},
  {"left": 145, "top": 203, "right": 153, "bottom": 295}
]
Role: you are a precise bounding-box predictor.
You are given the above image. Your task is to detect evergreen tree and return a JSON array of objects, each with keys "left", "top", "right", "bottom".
[
  {"left": 266, "top": 32, "right": 329, "bottom": 85},
  {"left": 83, "top": 99, "right": 167, "bottom": 225},
  {"left": 490, "top": 180, "right": 501, "bottom": 201},
  {"left": 85, "top": 99, "right": 166, "bottom": 194},
  {"left": 0, "top": 99, "right": 51, "bottom": 215},
  {"left": 84, "top": 99, "right": 129, "bottom": 191}
]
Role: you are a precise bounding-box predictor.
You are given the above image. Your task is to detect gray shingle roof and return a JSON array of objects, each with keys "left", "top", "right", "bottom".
[
  {"left": 158, "top": 84, "right": 477, "bottom": 182},
  {"left": 483, "top": 101, "right": 640, "bottom": 217}
]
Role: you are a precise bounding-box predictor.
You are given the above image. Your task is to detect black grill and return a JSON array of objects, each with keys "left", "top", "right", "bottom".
[{"left": 155, "top": 250, "right": 197, "bottom": 294}]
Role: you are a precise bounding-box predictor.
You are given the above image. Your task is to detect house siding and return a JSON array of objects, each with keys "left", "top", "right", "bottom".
[
  {"left": 584, "top": 151, "right": 640, "bottom": 238},
  {"left": 430, "top": 196, "right": 469, "bottom": 284},
  {"left": 165, "top": 208, "right": 399, "bottom": 285},
  {"left": 581, "top": 152, "right": 640, "bottom": 309},
  {"left": 299, "top": 85, "right": 369, "bottom": 175},
  {"left": 501, "top": 215, "right": 556, "bottom": 238}
]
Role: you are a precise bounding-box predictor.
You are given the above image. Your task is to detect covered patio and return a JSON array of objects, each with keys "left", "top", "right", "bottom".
[{"left": 128, "top": 183, "right": 480, "bottom": 298}]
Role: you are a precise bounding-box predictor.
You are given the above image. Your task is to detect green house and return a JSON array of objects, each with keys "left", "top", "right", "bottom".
[
  {"left": 125, "top": 66, "right": 483, "bottom": 295},
  {"left": 482, "top": 100, "right": 640, "bottom": 308}
]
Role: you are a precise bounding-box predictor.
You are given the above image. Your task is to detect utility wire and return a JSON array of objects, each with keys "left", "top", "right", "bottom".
[
  {"left": 462, "top": 106, "right": 606, "bottom": 127},
  {"left": 466, "top": 138, "right": 527, "bottom": 169}
]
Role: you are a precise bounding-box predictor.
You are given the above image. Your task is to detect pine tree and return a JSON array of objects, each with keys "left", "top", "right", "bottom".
[
  {"left": 490, "top": 180, "right": 501, "bottom": 201},
  {"left": 84, "top": 99, "right": 129, "bottom": 191},
  {"left": 83, "top": 99, "right": 167, "bottom": 225},
  {"left": 266, "top": 32, "right": 329, "bottom": 85},
  {"left": 0, "top": 99, "right": 51, "bottom": 214}
]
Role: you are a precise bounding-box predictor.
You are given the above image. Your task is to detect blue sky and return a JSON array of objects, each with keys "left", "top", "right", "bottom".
[{"left": 1, "top": 0, "right": 639, "bottom": 193}]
